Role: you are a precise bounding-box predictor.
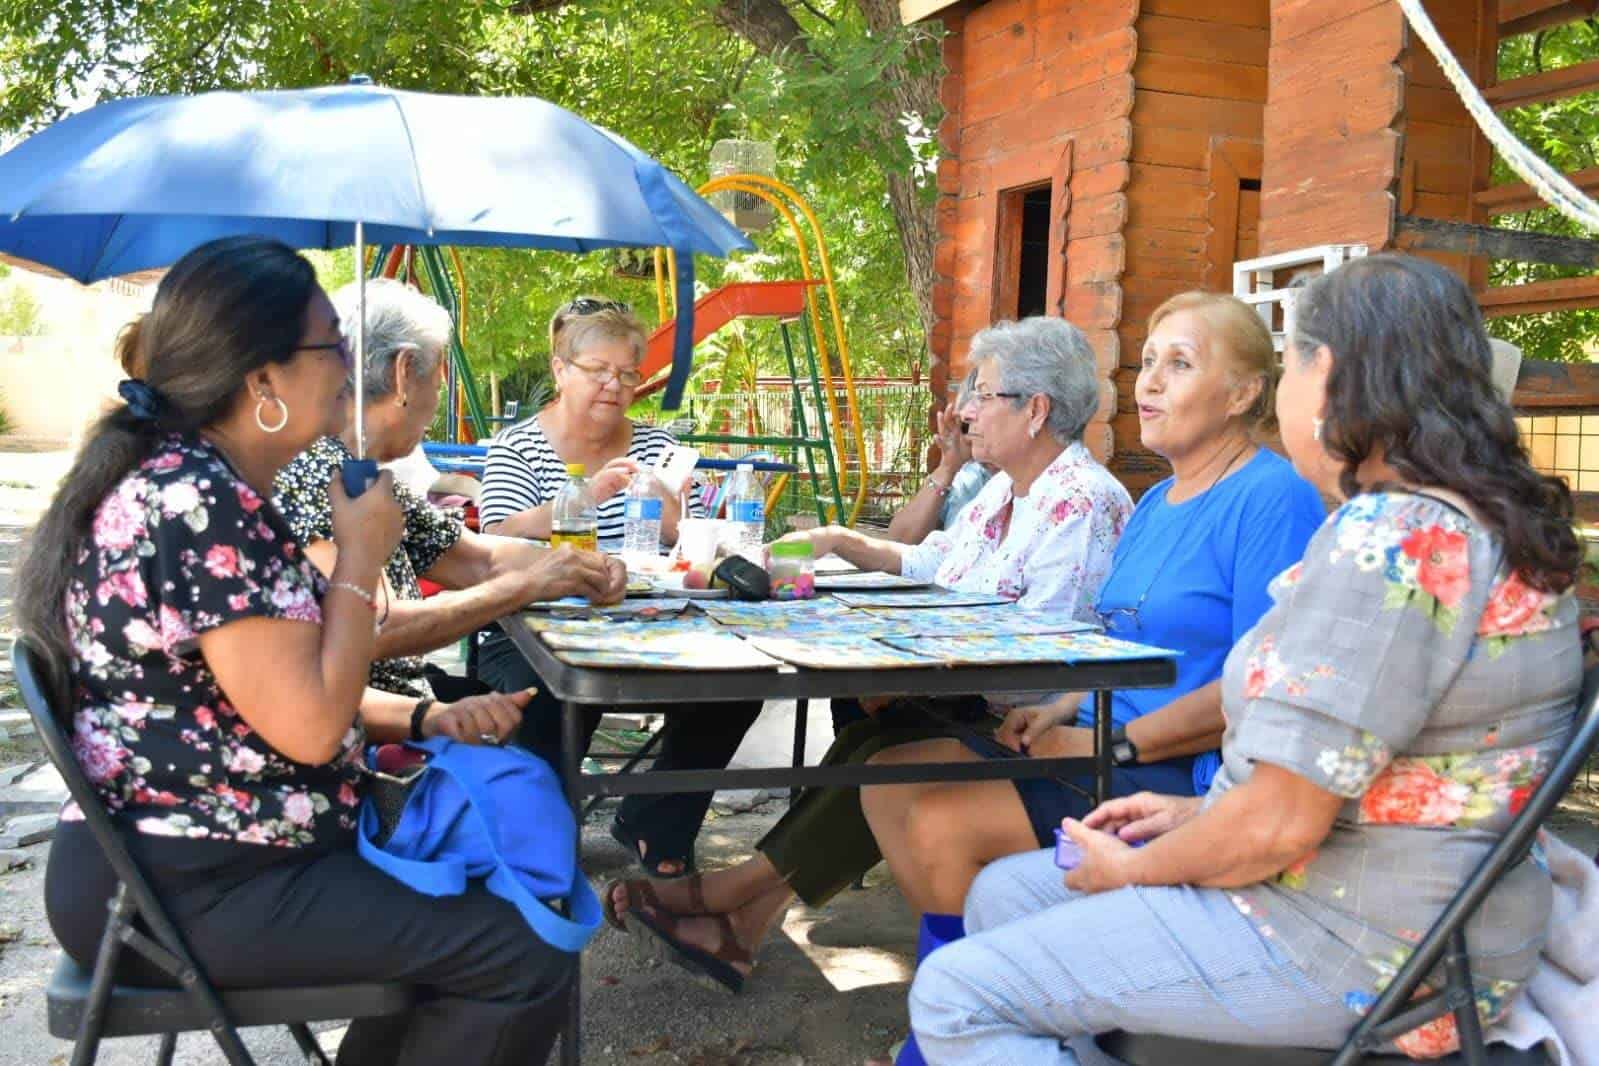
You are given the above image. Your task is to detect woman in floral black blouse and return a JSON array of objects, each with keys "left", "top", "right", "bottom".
[{"left": 18, "top": 237, "right": 574, "bottom": 1066}]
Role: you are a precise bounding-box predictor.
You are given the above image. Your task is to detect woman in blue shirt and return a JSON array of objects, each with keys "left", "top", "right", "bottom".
[{"left": 858, "top": 292, "right": 1328, "bottom": 919}]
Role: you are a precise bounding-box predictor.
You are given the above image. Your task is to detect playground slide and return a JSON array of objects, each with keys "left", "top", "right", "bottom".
[{"left": 635, "top": 280, "right": 820, "bottom": 397}]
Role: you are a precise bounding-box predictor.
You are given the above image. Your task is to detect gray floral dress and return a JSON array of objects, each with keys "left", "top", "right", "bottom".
[
  {"left": 63, "top": 433, "right": 364, "bottom": 847},
  {"left": 273, "top": 436, "right": 463, "bottom": 698},
  {"left": 1210, "top": 492, "right": 1581, "bottom": 1057}
]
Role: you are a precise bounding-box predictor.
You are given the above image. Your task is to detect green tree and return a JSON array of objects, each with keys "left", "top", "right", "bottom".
[
  {"left": 0, "top": 282, "right": 44, "bottom": 335},
  {"left": 0, "top": 0, "right": 940, "bottom": 415},
  {"left": 1487, "top": 20, "right": 1599, "bottom": 363}
]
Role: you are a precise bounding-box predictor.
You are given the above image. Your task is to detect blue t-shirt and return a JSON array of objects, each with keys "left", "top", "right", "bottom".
[
  {"left": 940, "top": 461, "right": 992, "bottom": 529},
  {"left": 1073, "top": 448, "right": 1326, "bottom": 794}
]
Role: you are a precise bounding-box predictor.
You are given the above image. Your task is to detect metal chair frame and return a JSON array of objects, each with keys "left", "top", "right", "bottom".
[{"left": 13, "top": 637, "right": 411, "bottom": 1066}]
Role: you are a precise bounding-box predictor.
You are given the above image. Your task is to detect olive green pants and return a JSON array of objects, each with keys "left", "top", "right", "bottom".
[{"left": 756, "top": 720, "right": 946, "bottom": 907}]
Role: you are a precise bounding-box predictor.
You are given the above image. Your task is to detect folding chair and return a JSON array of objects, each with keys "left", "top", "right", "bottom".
[
  {"left": 13, "top": 637, "right": 414, "bottom": 1066},
  {"left": 1096, "top": 663, "right": 1599, "bottom": 1066}
]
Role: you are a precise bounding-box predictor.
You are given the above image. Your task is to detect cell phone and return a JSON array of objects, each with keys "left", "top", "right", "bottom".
[{"left": 341, "top": 458, "right": 380, "bottom": 497}]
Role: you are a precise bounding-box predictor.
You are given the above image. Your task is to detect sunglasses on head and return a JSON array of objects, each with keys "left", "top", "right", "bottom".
[{"left": 562, "top": 297, "right": 630, "bottom": 318}]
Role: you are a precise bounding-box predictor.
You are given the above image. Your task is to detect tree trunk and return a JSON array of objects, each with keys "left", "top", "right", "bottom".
[{"left": 712, "top": 0, "right": 941, "bottom": 339}]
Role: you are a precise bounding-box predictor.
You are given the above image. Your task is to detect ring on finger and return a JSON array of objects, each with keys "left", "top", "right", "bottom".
[{"left": 478, "top": 732, "right": 500, "bottom": 745}]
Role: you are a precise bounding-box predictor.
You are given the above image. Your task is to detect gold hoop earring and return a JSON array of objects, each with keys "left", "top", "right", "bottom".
[{"left": 255, "top": 394, "right": 289, "bottom": 434}]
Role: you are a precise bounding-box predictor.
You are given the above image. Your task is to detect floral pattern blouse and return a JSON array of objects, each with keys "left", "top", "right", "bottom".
[
  {"left": 63, "top": 433, "right": 365, "bottom": 847},
  {"left": 1209, "top": 493, "right": 1581, "bottom": 1058},
  {"left": 274, "top": 435, "right": 464, "bottom": 698},
  {"left": 900, "top": 441, "right": 1131, "bottom": 618}
]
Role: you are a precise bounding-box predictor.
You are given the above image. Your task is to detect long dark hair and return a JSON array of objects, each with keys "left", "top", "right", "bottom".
[
  {"left": 16, "top": 236, "right": 318, "bottom": 688},
  {"left": 1292, "top": 253, "right": 1582, "bottom": 592}
]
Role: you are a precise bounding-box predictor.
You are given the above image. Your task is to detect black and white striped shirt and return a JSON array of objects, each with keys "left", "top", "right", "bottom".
[{"left": 479, "top": 416, "right": 700, "bottom": 542}]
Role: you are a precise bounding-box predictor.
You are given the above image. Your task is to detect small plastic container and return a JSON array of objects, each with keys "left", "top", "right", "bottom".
[
  {"left": 1054, "top": 825, "right": 1145, "bottom": 870},
  {"left": 768, "top": 541, "right": 816, "bottom": 600}
]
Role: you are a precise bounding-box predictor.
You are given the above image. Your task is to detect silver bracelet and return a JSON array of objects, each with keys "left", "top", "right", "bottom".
[{"left": 328, "top": 580, "right": 377, "bottom": 611}]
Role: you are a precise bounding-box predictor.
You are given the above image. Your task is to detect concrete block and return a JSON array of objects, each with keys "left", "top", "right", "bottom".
[{"left": 0, "top": 811, "right": 57, "bottom": 847}]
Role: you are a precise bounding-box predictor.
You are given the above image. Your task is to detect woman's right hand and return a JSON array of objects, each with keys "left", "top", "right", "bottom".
[
  {"left": 1082, "top": 792, "right": 1203, "bottom": 844},
  {"left": 590, "top": 457, "right": 641, "bottom": 503},
  {"left": 995, "top": 701, "right": 1075, "bottom": 752},
  {"left": 329, "top": 470, "right": 403, "bottom": 573},
  {"left": 523, "top": 544, "right": 625, "bottom": 604}
]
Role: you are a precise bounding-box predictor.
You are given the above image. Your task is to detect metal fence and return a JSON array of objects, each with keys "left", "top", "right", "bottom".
[{"left": 679, "top": 381, "right": 934, "bottom": 528}]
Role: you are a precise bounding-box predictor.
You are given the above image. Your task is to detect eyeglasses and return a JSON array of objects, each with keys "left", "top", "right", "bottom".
[
  {"left": 971, "top": 391, "right": 1023, "bottom": 406},
  {"left": 1095, "top": 605, "right": 1143, "bottom": 633},
  {"left": 565, "top": 357, "right": 642, "bottom": 388},
  {"left": 297, "top": 337, "right": 353, "bottom": 369}
]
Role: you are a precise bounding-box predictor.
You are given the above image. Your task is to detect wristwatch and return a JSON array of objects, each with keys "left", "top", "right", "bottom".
[
  {"left": 408, "top": 698, "right": 435, "bottom": 742},
  {"left": 1109, "top": 725, "right": 1139, "bottom": 767}
]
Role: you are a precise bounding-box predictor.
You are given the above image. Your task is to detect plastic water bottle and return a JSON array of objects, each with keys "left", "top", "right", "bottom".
[
  {"left": 725, "top": 462, "right": 765, "bottom": 559},
  {"left": 550, "top": 463, "right": 598, "bottom": 552},
  {"left": 620, "top": 470, "right": 664, "bottom": 565}
]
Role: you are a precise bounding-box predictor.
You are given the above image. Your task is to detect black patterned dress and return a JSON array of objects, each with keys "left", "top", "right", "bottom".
[{"left": 273, "top": 435, "right": 464, "bottom": 698}]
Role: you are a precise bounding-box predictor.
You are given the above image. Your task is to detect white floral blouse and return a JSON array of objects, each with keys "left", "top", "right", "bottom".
[
  {"left": 1210, "top": 492, "right": 1581, "bottom": 1058},
  {"left": 62, "top": 433, "right": 365, "bottom": 847},
  {"left": 900, "top": 441, "right": 1132, "bottom": 617}
]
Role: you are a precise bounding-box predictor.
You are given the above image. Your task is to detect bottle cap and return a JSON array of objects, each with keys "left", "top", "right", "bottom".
[
  {"left": 769, "top": 541, "right": 813, "bottom": 559},
  {"left": 565, "top": 463, "right": 586, "bottom": 476}
]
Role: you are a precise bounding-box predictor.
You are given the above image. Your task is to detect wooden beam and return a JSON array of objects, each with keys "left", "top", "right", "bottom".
[
  {"left": 1513, "top": 358, "right": 1599, "bottom": 411},
  {"left": 1499, "top": 0, "right": 1599, "bottom": 37},
  {"left": 1396, "top": 215, "right": 1599, "bottom": 268},
  {"left": 1483, "top": 57, "right": 1599, "bottom": 109},
  {"left": 899, "top": 0, "right": 962, "bottom": 22},
  {"left": 1481, "top": 276, "right": 1599, "bottom": 317},
  {"left": 1478, "top": 165, "right": 1599, "bottom": 215}
]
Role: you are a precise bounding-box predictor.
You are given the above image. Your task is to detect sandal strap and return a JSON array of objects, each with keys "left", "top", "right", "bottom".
[
  {"left": 686, "top": 873, "right": 709, "bottom": 915},
  {"left": 629, "top": 880, "right": 665, "bottom": 913},
  {"left": 707, "top": 914, "right": 754, "bottom": 967}
]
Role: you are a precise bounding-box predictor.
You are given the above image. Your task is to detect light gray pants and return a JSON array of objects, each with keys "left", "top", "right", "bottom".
[{"left": 908, "top": 849, "right": 1356, "bottom": 1065}]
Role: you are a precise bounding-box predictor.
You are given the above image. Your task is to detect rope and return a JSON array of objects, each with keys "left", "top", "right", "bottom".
[{"left": 1396, "top": 0, "right": 1599, "bottom": 232}]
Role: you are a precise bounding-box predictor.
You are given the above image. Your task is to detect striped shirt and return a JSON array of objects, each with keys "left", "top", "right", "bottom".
[{"left": 479, "top": 415, "right": 699, "bottom": 543}]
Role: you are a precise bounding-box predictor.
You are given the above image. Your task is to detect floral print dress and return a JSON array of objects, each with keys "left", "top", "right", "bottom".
[
  {"left": 63, "top": 433, "right": 365, "bottom": 847},
  {"left": 900, "top": 441, "right": 1131, "bottom": 617},
  {"left": 1210, "top": 492, "right": 1581, "bottom": 1058}
]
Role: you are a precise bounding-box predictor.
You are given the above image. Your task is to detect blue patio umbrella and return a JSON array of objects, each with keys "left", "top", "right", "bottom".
[{"left": 0, "top": 81, "right": 753, "bottom": 454}]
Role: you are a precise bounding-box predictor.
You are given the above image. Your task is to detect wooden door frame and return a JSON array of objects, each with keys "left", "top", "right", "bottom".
[{"left": 1203, "top": 136, "right": 1265, "bottom": 291}]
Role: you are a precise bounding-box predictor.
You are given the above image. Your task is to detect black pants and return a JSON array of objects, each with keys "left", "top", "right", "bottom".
[
  {"left": 46, "top": 823, "right": 574, "bottom": 1066},
  {"left": 477, "top": 630, "right": 763, "bottom": 867}
]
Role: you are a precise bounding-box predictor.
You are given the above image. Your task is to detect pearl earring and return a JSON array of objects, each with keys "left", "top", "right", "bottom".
[{"left": 1312, "top": 417, "right": 1324, "bottom": 442}]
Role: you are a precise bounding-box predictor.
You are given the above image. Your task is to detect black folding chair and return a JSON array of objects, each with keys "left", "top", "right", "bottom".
[
  {"left": 13, "top": 637, "right": 414, "bottom": 1066},
  {"left": 1096, "top": 663, "right": 1599, "bottom": 1066}
]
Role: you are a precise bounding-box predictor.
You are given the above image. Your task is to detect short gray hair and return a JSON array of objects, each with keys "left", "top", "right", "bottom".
[
  {"left": 332, "top": 277, "right": 452, "bottom": 400},
  {"left": 967, "top": 317, "right": 1098, "bottom": 443}
]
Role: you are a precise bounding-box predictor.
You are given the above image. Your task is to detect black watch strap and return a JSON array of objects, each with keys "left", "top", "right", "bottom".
[
  {"left": 1110, "top": 725, "right": 1139, "bottom": 767},
  {"left": 408, "top": 699, "right": 435, "bottom": 742}
]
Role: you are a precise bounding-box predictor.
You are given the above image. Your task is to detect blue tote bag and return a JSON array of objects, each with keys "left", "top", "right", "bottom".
[{"left": 356, "top": 737, "right": 601, "bottom": 953}]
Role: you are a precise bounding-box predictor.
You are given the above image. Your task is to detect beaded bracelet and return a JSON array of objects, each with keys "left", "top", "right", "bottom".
[{"left": 328, "top": 580, "right": 377, "bottom": 611}]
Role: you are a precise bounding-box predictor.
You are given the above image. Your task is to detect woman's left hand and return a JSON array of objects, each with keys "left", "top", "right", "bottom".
[
  {"left": 423, "top": 689, "right": 534, "bottom": 745},
  {"left": 1060, "top": 817, "right": 1139, "bottom": 895}
]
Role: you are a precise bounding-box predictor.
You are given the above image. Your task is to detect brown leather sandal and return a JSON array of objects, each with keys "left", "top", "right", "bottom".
[
  {"left": 628, "top": 906, "right": 752, "bottom": 994},
  {"left": 602, "top": 872, "right": 712, "bottom": 932}
]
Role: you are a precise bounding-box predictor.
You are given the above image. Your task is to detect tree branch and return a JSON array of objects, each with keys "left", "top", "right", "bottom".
[{"left": 713, "top": 0, "right": 826, "bottom": 67}]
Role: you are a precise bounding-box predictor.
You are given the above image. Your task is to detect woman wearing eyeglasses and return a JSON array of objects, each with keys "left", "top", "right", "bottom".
[
  {"left": 857, "top": 292, "right": 1327, "bottom": 924},
  {"left": 476, "top": 297, "right": 761, "bottom": 878},
  {"left": 274, "top": 279, "right": 626, "bottom": 745},
  {"left": 604, "top": 316, "right": 1135, "bottom": 990}
]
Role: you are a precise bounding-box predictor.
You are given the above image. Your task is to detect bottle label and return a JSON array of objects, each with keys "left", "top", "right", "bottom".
[
  {"left": 729, "top": 500, "right": 764, "bottom": 525},
  {"left": 625, "top": 498, "right": 663, "bottom": 521},
  {"left": 550, "top": 530, "right": 598, "bottom": 552}
]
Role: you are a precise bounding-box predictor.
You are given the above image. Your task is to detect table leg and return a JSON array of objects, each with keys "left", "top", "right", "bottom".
[
  {"left": 790, "top": 698, "right": 809, "bottom": 806},
  {"left": 561, "top": 699, "right": 583, "bottom": 1066},
  {"left": 1094, "top": 690, "right": 1113, "bottom": 806}
]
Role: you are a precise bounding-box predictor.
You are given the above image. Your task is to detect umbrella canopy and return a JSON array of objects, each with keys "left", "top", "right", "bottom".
[{"left": 0, "top": 82, "right": 752, "bottom": 409}]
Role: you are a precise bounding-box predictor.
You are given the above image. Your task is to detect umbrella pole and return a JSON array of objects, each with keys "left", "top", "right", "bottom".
[
  {"left": 338, "top": 220, "right": 379, "bottom": 497},
  {"left": 354, "top": 219, "right": 366, "bottom": 460}
]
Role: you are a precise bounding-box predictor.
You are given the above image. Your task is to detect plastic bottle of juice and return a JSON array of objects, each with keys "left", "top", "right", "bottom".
[{"left": 550, "top": 463, "right": 599, "bottom": 552}]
